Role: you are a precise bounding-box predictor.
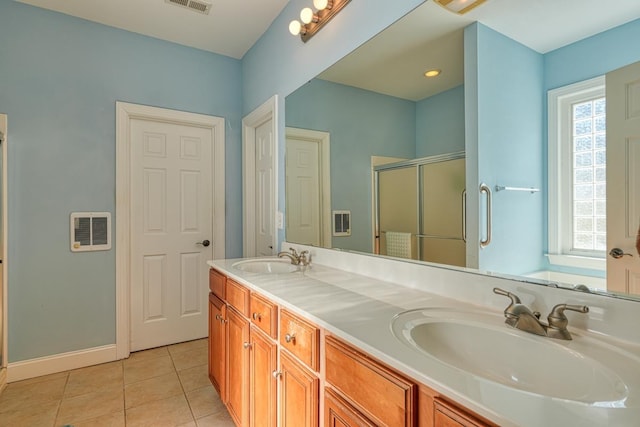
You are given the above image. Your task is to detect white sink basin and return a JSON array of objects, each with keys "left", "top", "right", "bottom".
[
  {"left": 392, "top": 308, "right": 633, "bottom": 405},
  {"left": 232, "top": 258, "right": 299, "bottom": 274}
]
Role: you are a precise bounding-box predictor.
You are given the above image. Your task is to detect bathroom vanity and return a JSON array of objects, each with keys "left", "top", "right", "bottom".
[{"left": 208, "top": 244, "right": 640, "bottom": 427}]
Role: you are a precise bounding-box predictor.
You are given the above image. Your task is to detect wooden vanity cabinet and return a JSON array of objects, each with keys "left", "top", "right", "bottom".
[
  {"left": 279, "top": 350, "right": 319, "bottom": 427},
  {"left": 208, "top": 293, "right": 227, "bottom": 402},
  {"left": 209, "top": 268, "right": 496, "bottom": 427}
]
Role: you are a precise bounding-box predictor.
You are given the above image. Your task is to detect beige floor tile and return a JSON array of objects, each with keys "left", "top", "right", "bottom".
[
  {"left": 0, "top": 376, "right": 67, "bottom": 413},
  {"left": 177, "top": 422, "right": 197, "bottom": 427},
  {"left": 65, "top": 361, "right": 123, "bottom": 398},
  {"left": 6, "top": 370, "right": 68, "bottom": 387},
  {"left": 56, "top": 385, "right": 124, "bottom": 425},
  {"left": 127, "top": 346, "right": 169, "bottom": 363},
  {"left": 171, "top": 346, "right": 208, "bottom": 372},
  {"left": 0, "top": 399, "right": 59, "bottom": 427},
  {"left": 124, "top": 354, "right": 175, "bottom": 384},
  {"left": 67, "top": 410, "right": 126, "bottom": 427},
  {"left": 168, "top": 338, "right": 207, "bottom": 356},
  {"left": 125, "top": 371, "right": 183, "bottom": 409},
  {"left": 125, "top": 394, "right": 194, "bottom": 427},
  {"left": 186, "top": 385, "right": 225, "bottom": 419},
  {"left": 178, "top": 364, "right": 211, "bottom": 393},
  {"left": 195, "top": 409, "right": 235, "bottom": 427}
]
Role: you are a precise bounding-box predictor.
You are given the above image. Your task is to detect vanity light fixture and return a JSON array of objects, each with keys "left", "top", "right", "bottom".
[
  {"left": 433, "top": 0, "right": 486, "bottom": 14},
  {"left": 289, "top": 0, "right": 351, "bottom": 42},
  {"left": 424, "top": 69, "right": 442, "bottom": 78}
]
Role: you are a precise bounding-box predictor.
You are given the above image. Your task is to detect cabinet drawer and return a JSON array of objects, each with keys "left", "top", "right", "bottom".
[
  {"left": 279, "top": 309, "right": 320, "bottom": 372},
  {"left": 227, "top": 279, "right": 250, "bottom": 317},
  {"left": 325, "top": 336, "right": 415, "bottom": 427},
  {"left": 250, "top": 292, "right": 278, "bottom": 339},
  {"left": 209, "top": 268, "right": 226, "bottom": 300}
]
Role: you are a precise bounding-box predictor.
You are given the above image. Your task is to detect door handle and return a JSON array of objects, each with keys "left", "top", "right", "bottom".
[
  {"left": 196, "top": 240, "right": 211, "bottom": 247},
  {"left": 609, "top": 248, "right": 632, "bottom": 259}
]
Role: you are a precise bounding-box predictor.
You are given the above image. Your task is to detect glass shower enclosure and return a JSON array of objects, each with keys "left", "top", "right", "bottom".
[{"left": 374, "top": 152, "right": 466, "bottom": 267}]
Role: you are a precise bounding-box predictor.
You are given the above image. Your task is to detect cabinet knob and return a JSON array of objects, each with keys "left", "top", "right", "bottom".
[
  {"left": 243, "top": 342, "right": 252, "bottom": 349},
  {"left": 215, "top": 314, "right": 221, "bottom": 321},
  {"left": 272, "top": 370, "right": 282, "bottom": 379},
  {"left": 284, "top": 333, "right": 296, "bottom": 343},
  {"left": 252, "top": 312, "right": 262, "bottom": 321}
]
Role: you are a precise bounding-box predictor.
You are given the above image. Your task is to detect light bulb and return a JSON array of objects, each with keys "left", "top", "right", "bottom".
[
  {"left": 313, "top": 0, "right": 331, "bottom": 10},
  {"left": 300, "top": 7, "right": 316, "bottom": 24},
  {"left": 289, "top": 20, "right": 302, "bottom": 36}
]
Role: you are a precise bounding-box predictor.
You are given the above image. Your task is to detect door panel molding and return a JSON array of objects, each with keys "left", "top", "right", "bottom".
[
  {"left": 116, "top": 102, "right": 225, "bottom": 359},
  {"left": 242, "top": 96, "right": 278, "bottom": 257}
]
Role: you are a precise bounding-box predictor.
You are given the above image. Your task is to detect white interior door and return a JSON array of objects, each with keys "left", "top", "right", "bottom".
[
  {"left": 286, "top": 137, "right": 321, "bottom": 246},
  {"left": 255, "top": 119, "right": 275, "bottom": 256},
  {"left": 130, "top": 118, "right": 213, "bottom": 351},
  {"left": 606, "top": 60, "right": 640, "bottom": 294}
]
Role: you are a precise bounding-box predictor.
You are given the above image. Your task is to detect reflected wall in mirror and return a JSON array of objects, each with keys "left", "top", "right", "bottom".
[{"left": 285, "top": 0, "right": 640, "bottom": 300}]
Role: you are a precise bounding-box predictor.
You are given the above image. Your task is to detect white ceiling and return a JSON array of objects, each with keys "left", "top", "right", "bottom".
[
  {"left": 319, "top": 0, "right": 640, "bottom": 101},
  {"left": 16, "top": 0, "right": 290, "bottom": 59}
]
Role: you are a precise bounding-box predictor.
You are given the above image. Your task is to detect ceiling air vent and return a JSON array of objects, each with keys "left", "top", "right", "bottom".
[{"left": 165, "top": 0, "right": 212, "bottom": 15}]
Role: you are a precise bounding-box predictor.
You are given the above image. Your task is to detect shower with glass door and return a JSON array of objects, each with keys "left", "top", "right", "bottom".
[{"left": 374, "top": 152, "right": 466, "bottom": 267}]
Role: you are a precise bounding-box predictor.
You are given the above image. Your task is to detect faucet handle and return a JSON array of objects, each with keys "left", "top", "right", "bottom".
[
  {"left": 547, "top": 304, "right": 589, "bottom": 329},
  {"left": 493, "top": 288, "right": 522, "bottom": 304},
  {"left": 289, "top": 247, "right": 299, "bottom": 257}
]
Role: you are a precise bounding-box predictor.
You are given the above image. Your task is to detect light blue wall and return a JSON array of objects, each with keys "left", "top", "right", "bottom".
[
  {"left": 285, "top": 79, "right": 416, "bottom": 252},
  {"left": 465, "top": 23, "right": 545, "bottom": 275},
  {"left": 0, "top": 2, "right": 243, "bottom": 362},
  {"left": 544, "top": 19, "right": 640, "bottom": 92},
  {"left": 242, "top": 0, "right": 425, "bottom": 245},
  {"left": 416, "top": 85, "right": 465, "bottom": 157}
]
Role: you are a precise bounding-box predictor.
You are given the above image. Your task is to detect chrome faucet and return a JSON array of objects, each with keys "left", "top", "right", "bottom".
[
  {"left": 493, "top": 288, "right": 588, "bottom": 340},
  {"left": 277, "top": 247, "right": 310, "bottom": 266}
]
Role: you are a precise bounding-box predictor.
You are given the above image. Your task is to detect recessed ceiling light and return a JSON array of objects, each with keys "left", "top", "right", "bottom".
[{"left": 424, "top": 69, "right": 441, "bottom": 78}]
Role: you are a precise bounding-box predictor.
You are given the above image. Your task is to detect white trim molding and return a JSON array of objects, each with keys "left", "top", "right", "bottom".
[
  {"left": 285, "top": 127, "right": 332, "bottom": 248},
  {"left": 115, "top": 102, "right": 225, "bottom": 359},
  {"left": 545, "top": 254, "right": 606, "bottom": 271},
  {"left": 7, "top": 345, "right": 117, "bottom": 383},
  {"left": 242, "top": 96, "right": 278, "bottom": 257}
]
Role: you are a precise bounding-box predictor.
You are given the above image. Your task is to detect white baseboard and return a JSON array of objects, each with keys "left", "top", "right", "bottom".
[{"left": 7, "top": 345, "right": 118, "bottom": 383}]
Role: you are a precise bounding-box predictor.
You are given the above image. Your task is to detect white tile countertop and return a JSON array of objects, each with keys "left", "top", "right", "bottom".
[{"left": 208, "top": 247, "right": 640, "bottom": 427}]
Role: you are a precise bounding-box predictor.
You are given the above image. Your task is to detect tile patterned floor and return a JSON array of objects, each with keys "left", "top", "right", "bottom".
[{"left": 0, "top": 339, "right": 235, "bottom": 427}]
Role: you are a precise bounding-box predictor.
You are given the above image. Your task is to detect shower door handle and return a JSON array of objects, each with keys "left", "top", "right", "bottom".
[{"left": 480, "top": 183, "right": 492, "bottom": 248}]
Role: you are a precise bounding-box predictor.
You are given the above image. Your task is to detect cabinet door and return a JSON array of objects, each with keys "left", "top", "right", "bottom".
[
  {"left": 280, "top": 351, "right": 319, "bottom": 427},
  {"left": 325, "top": 388, "right": 376, "bottom": 427},
  {"left": 208, "top": 293, "right": 227, "bottom": 402},
  {"left": 250, "top": 327, "right": 277, "bottom": 427},
  {"left": 227, "top": 307, "right": 250, "bottom": 427}
]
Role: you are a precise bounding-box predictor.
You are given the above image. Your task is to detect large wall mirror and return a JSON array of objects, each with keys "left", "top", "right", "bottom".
[{"left": 284, "top": 0, "right": 640, "bottom": 301}]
